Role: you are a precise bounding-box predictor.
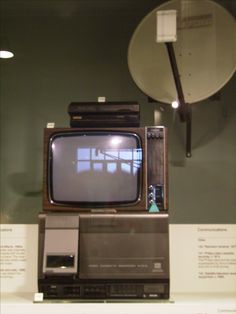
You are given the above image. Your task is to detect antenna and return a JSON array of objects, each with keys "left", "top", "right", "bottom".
[{"left": 128, "top": 0, "right": 236, "bottom": 157}]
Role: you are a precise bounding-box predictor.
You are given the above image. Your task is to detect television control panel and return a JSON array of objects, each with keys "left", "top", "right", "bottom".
[{"left": 146, "top": 127, "right": 167, "bottom": 210}]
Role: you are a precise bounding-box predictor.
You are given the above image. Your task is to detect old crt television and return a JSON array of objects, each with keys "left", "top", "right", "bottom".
[{"left": 43, "top": 126, "right": 168, "bottom": 212}]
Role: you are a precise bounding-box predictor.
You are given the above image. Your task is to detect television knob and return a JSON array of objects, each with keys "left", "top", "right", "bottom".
[
  {"left": 149, "top": 193, "right": 154, "bottom": 198},
  {"left": 148, "top": 185, "right": 154, "bottom": 191}
]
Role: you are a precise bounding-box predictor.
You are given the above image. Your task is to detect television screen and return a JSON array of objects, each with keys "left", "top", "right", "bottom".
[{"left": 49, "top": 132, "right": 142, "bottom": 205}]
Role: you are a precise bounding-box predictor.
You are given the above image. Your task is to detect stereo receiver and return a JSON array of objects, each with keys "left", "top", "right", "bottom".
[{"left": 38, "top": 212, "right": 169, "bottom": 300}]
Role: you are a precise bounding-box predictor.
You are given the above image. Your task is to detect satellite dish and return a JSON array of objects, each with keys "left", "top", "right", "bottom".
[{"left": 128, "top": 0, "right": 236, "bottom": 105}]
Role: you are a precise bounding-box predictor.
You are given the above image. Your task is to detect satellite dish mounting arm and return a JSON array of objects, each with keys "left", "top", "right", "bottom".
[{"left": 165, "top": 42, "right": 192, "bottom": 157}]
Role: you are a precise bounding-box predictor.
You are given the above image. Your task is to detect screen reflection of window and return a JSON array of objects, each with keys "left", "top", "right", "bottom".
[
  {"left": 92, "top": 149, "right": 104, "bottom": 160},
  {"left": 76, "top": 148, "right": 142, "bottom": 175},
  {"left": 120, "top": 150, "right": 132, "bottom": 160},
  {"left": 107, "top": 163, "right": 117, "bottom": 173},
  {"left": 105, "top": 150, "right": 118, "bottom": 160},
  {"left": 77, "top": 161, "right": 90, "bottom": 173},
  {"left": 77, "top": 148, "right": 90, "bottom": 160},
  {"left": 93, "top": 163, "right": 103, "bottom": 171},
  {"left": 121, "top": 163, "right": 131, "bottom": 174}
]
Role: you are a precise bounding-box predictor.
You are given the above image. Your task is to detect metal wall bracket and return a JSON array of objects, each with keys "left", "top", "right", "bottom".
[{"left": 165, "top": 42, "right": 192, "bottom": 157}]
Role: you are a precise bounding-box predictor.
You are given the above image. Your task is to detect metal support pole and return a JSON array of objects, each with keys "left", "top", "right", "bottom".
[
  {"left": 186, "top": 104, "right": 192, "bottom": 158},
  {"left": 165, "top": 42, "right": 192, "bottom": 157}
]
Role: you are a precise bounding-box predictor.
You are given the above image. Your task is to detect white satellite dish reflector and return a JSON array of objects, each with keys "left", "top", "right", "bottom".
[{"left": 128, "top": 0, "right": 236, "bottom": 104}]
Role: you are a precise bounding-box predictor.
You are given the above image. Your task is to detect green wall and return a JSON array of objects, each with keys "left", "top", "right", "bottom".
[{"left": 0, "top": 0, "right": 235, "bottom": 224}]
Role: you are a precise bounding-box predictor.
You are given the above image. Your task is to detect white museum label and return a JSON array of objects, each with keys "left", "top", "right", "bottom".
[
  {"left": 0, "top": 224, "right": 38, "bottom": 292},
  {"left": 197, "top": 226, "right": 236, "bottom": 280},
  {"left": 170, "top": 224, "right": 236, "bottom": 293}
]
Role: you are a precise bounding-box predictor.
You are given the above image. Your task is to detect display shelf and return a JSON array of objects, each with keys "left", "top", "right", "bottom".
[{"left": 1, "top": 293, "right": 236, "bottom": 314}]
